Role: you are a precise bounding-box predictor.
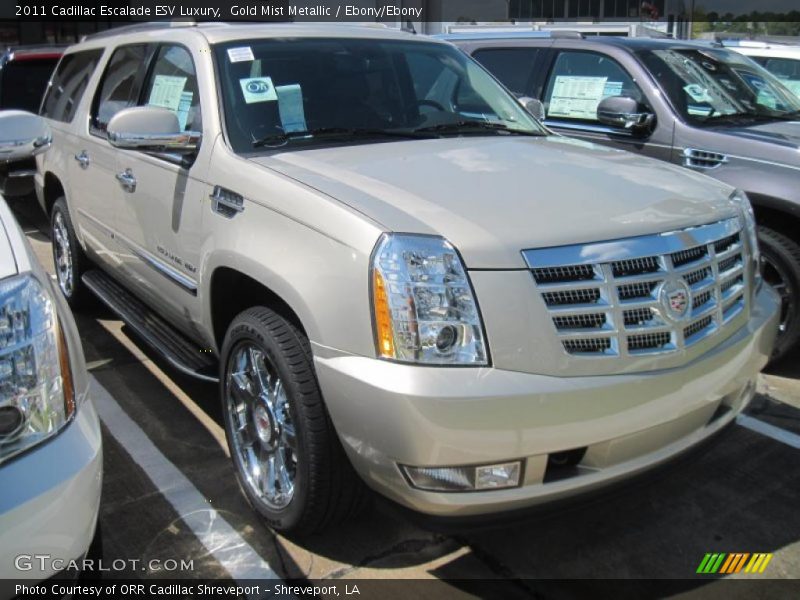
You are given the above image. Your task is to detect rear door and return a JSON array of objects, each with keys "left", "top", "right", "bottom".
[
  {"left": 538, "top": 45, "right": 674, "bottom": 160},
  {"left": 73, "top": 44, "right": 155, "bottom": 267}
]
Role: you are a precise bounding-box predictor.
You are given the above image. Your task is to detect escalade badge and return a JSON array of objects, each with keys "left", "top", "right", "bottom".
[{"left": 658, "top": 279, "right": 692, "bottom": 322}]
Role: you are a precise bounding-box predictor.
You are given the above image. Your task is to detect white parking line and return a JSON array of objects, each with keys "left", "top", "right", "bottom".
[
  {"left": 90, "top": 376, "right": 282, "bottom": 585},
  {"left": 737, "top": 414, "right": 800, "bottom": 450}
]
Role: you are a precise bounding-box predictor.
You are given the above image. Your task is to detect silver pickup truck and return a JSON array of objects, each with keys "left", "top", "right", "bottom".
[{"left": 15, "top": 22, "right": 779, "bottom": 534}]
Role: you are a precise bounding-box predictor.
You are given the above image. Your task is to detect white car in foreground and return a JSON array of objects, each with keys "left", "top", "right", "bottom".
[
  {"left": 0, "top": 111, "right": 101, "bottom": 589},
  {"left": 723, "top": 40, "right": 800, "bottom": 98}
]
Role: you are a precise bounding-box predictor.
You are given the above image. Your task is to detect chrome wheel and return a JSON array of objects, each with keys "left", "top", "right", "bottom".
[
  {"left": 53, "top": 211, "right": 73, "bottom": 297},
  {"left": 225, "top": 343, "right": 297, "bottom": 510},
  {"left": 762, "top": 254, "right": 795, "bottom": 335}
]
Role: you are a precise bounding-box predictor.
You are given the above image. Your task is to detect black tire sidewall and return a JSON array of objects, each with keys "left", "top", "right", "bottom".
[
  {"left": 220, "top": 313, "right": 312, "bottom": 532},
  {"left": 759, "top": 226, "right": 800, "bottom": 359}
]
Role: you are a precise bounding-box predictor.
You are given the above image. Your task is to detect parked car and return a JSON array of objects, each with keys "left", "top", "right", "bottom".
[
  {"left": 0, "top": 47, "right": 63, "bottom": 199},
  {"left": 721, "top": 40, "right": 800, "bottom": 99},
  {"left": 0, "top": 111, "right": 101, "bottom": 585},
  {"left": 34, "top": 23, "right": 778, "bottom": 533},
  {"left": 448, "top": 33, "right": 800, "bottom": 360}
]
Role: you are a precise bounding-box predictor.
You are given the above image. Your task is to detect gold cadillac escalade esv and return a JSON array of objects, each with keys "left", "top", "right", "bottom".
[{"left": 19, "top": 22, "right": 779, "bottom": 533}]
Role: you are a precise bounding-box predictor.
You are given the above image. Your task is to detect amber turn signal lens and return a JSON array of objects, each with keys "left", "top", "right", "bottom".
[
  {"left": 373, "top": 269, "right": 395, "bottom": 358},
  {"left": 58, "top": 321, "right": 75, "bottom": 419}
]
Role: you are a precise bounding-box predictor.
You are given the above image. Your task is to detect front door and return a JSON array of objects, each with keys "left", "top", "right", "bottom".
[
  {"left": 539, "top": 49, "right": 674, "bottom": 161},
  {"left": 111, "top": 44, "right": 206, "bottom": 334}
]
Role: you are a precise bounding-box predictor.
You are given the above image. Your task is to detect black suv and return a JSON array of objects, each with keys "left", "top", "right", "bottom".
[
  {"left": 0, "top": 46, "right": 63, "bottom": 198},
  {"left": 447, "top": 33, "right": 800, "bottom": 360}
]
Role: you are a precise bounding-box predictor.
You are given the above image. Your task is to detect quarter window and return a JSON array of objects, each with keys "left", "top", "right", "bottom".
[
  {"left": 40, "top": 50, "right": 103, "bottom": 122},
  {"left": 543, "top": 50, "right": 646, "bottom": 123}
]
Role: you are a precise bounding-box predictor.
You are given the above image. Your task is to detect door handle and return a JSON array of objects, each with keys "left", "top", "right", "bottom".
[
  {"left": 115, "top": 168, "right": 137, "bottom": 193},
  {"left": 74, "top": 151, "right": 90, "bottom": 169}
]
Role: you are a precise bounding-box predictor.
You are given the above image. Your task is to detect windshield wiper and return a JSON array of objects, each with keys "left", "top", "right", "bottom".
[
  {"left": 760, "top": 110, "right": 800, "bottom": 121},
  {"left": 252, "top": 127, "right": 434, "bottom": 148},
  {"left": 412, "top": 120, "right": 544, "bottom": 136}
]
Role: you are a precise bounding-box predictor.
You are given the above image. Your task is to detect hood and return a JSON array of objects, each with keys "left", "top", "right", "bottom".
[
  {"left": 250, "top": 136, "right": 738, "bottom": 268},
  {"left": 710, "top": 119, "right": 800, "bottom": 166}
]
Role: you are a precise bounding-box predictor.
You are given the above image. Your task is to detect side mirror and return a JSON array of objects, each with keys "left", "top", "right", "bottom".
[
  {"left": 596, "top": 96, "right": 655, "bottom": 131},
  {"left": 107, "top": 106, "right": 200, "bottom": 154},
  {"left": 0, "top": 111, "right": 52, "bottom": 163},
  {"left": 518, "top": 96, "right": 545, "bottom": 121}
]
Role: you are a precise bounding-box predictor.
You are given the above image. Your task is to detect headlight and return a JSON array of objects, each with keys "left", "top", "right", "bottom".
[
  {"left": 0, "top": 274, "right": 74, "bottom": 464},
  {"left": 730, "top": 190, "right": 762, "bottom": 294},
  {"left": 371, "top": 233, "right": 488, "bottom": 365}
]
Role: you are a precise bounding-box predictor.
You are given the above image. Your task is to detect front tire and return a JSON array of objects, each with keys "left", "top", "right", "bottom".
[
  {"left": 759, "top": 226, "right": 800, "bottom": 361},
  {"left": 51, "top": 197, "right": 93, "bottom": 309},
  {"left": 220, "top": 307, "right": 368, "bottom": 534}
]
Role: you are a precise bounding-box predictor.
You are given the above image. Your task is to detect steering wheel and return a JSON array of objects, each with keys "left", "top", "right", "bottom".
[{"left": 417, "top": 99, "right": 446, "bottom": 112}]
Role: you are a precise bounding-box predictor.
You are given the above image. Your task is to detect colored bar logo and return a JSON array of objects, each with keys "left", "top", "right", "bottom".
[{"left": 696, "top": 553, "right": 773, "bottom": 574}]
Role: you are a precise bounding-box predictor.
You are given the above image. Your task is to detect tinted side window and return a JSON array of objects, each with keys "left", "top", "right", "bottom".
[
  {"left": 0, "top": 59, "right": 58, "bottom": 112},
  {"left": 763, "top": 57, "right": 800, "bottom": 97},
  {"left": 472, "top": 48, "right": 540, "bottom": 96},
  {"left": 543, "top": 50, "right": 645, "bottom": 123},
  {"left": 141, "top": 45, "right": 201, "bottom": 131},
  {"left": 41, "top": 50, "right": 102, "bottom": 122},
  {"left": 92, "top": 44, "right": 151, "bottom": 132}
]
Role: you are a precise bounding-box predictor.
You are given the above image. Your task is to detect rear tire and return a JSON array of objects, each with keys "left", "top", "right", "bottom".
[
  {"left": 758, "top": 226, "right": 800, "bottom": 361},
  {"left": 50, "top": 197, "right": 93, "bottom": 309},
  {"left": 220, "top": 307, "right": 369, "bottom": 535}
]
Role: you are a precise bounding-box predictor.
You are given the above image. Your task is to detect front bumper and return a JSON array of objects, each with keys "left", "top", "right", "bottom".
[
  {"left": 315, "top": 285, "right": 779, "bottom": 517},
  {"left": 0, "top": 395, "right": 102, "bottom": 580}
]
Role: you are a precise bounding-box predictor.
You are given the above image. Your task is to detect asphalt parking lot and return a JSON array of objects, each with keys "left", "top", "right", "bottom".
[{"left": 8, "top": 195, "right": 800, "bottom": 596}]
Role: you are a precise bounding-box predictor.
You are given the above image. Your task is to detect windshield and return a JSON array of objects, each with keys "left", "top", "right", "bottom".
[
  {"left": 636, "top": 47, "right": 800, "bottom": 125},
  {"left": 214, "top": 38, "right": 545, "bottom": 152}
]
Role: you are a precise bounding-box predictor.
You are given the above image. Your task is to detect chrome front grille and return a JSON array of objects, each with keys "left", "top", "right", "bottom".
[{"left": 523, "top": 218, "right": 749, "bottom": 357}]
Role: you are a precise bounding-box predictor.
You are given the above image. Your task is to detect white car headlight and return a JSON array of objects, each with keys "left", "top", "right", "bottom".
[
  {"left": 730, "top": 190, "right": 762, "bottom": 294},
  {"left": 371, "top": 234, "right": 488, "bottom": 365},
  {"left": 0, "top": 274, "right": 75, "bottom": 464}
]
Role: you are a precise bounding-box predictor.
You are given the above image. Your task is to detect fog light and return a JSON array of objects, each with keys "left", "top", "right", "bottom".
[
  {"left": 403, "top": 460, "right": 523, "bottom": 492},
  {"left": 475, "top": 462, "right": 521, "bottom": 490}
]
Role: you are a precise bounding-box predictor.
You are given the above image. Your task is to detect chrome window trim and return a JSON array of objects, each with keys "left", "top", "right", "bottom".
[{"left": 544, "top": 119, "right": 634, "bottom": 137}]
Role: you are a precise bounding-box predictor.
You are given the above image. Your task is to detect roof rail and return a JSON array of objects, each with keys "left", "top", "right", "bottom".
[
  {"left": 81, "top": 20, "right": 197, "bottom": 42},
  {"left": 437, "top": 30, "right": 579, "bottom": 41}
]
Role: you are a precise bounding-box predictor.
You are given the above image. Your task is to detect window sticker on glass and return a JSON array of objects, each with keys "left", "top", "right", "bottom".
[
  {"left": 148, "top": 75, "right": 187, "bottom": 112},
  {"left": 276, "top": 84, "right": 307, "bottom": 133},
  {"left": 227, "top": 46, "right": 254, "bottom": 63},
  {"left": 176, "top": 91, "right": 193, "bottom": 130},
  {"left": 687, "top": 105, "right": 713, "bottom": 116},
  {"left": 603, "top": 81, "right": 624, "bottom": 97},
  {"left": 683, "top": 84, "right": 713, "bottom": 104},
  {"left": 239, "top": 77, "right": 278, "bottom": 104},
  {"left": 548, "top": 75, "right": 608, "bottom": 119}
]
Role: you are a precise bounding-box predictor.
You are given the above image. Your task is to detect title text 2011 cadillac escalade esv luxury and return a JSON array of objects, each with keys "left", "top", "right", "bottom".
[{"left": 30, "top": 23, "right": 779, "bottom": 533}]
